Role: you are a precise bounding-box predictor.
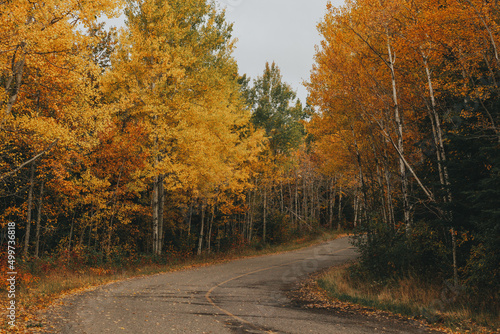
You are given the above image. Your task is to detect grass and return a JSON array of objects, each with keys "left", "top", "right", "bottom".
[
  {"left": 1, "top": 230, "right": 346, "bottom": 333},
  {"left": 317, "top": 263, "right": 499, "bottom": 334}
]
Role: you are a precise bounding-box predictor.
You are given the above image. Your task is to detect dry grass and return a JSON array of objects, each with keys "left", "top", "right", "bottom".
[{"left": 318, "top": 264, "right": 500, "bottom": 334}]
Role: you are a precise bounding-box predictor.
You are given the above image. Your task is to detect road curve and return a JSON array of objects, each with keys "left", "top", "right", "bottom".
[{"left": 45, "top": 238, "right": 438, "bottom": 333}]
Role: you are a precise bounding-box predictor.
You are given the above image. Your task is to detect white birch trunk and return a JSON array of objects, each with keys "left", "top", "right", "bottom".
[
  {"left": 387, "top": 36, "right": 410, "bottom": 232},
  {"left": 423, "top": 52, "right": 458, "bottom": 286},
  {"left": 197, "top": 202, "right": 205, "bottom": 255}
]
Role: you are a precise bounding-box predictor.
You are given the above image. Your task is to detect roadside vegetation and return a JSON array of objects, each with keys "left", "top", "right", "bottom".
[{"left": 317, "top": 260, "right": 499, "bottom": 334}]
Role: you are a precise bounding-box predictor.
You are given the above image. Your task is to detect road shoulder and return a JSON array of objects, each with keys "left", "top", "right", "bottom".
[{"left": 285, "top": 268, "right": 447, "bottom": 334}]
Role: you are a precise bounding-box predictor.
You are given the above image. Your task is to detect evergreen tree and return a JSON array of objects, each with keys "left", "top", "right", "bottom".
[{"left": 248, "top": 62, "right": 307, "bottom": 155}]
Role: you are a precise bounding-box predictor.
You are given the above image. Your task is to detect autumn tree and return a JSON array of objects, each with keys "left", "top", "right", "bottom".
[
  {"left": 0, "top": 0, "right": 122, "bottom": 257},
  {"left": 307, "top": 0, "right": 500, "bottom": 298},
  {"left": 104, "top": 0, "right": 262, "bottom": 255}
]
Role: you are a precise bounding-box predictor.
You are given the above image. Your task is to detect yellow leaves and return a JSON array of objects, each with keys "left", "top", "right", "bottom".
[
  {"left": 2, "top": 0, "right": 262, "bottom": 271},
  {"left": 0, "top": 0, "right": 123, "bottom": 143},
  {"left": 105, "top": 0, "right": 262, "bottom": 200},
  {"left": 308, "top": 0, "right": 500, "bottom": 198}
]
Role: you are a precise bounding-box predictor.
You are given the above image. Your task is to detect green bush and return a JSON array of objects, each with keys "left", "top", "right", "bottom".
[{"left": 351, "top": 221, "right": 449, "bottom": 281}]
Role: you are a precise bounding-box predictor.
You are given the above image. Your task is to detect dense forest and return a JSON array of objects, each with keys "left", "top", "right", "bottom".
[{"left": 1, "top": 0, "right": 498, "bottom": 309}]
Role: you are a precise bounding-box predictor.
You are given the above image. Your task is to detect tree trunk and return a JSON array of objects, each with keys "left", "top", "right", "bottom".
[
  {"left": 423, "top": 54, "right": 451, "bottom": 196},
  {"left": 35, "top": 182, "right": 44, "bottom": 258},
  {"left": 152, "top": 175, "right": 159, "bottom": 255},
  {"left": 302, "top": 174, "right": 307, "bottom": 222},
  {"left": 68, "top": 216, "right": 74, "bottom": 252},
  {"left": 376, "top": 122, "right": 435, "bottom": 203},
  {"left": 207, "top": 207, "right": 213, "bottom": 253},
  {"left": 263, "top": 186, "right": 267, "bottom": 243},
  {"left": 338, "top": 183, "right": 343, "bottom": 229},
  {"left": 249, "top": 189, "right": 255, "bottom": 242},
  {"left": 329, "top": 177, "right": 336, "bottom": 229},
  {"left": 188, "top": 202, "right": 193, "bottom": 236},
  {"left": 423, "top": 52, "right": 458, "bottom": 286},
  {"left": 351, "top": 126, "right": 368, "bottom": 226},
  {"left": 280, "top": 179, "right": 284, "bottom": 213},
  {"left": 217, "top": 226, "right": 221, "bottom": 253},
  {"left": 23, "top": 162, "right": 35, "bottom": 258},
  {"left": 353, "top": 192, "right": 359, "bottom": 228},
  {"left": 288, "top": 180, "right": 294, "bottom": 227},
  {"left": 387, "top": 35, "right": 410, "bottom": 232},
  {"left": 197, "top": 202, "right": 205, "bottom": 255},
  {"left": 106, "top": 167, "right": 123, "bottom": 257},
  {"left": 316, "top": 181, "right": 320, "bottom": 224},
  {"left": 294, "top": 177, "right": 299, "bottom": 228},
  {"left": 451, "top": 228, "right": 459, "bottom": 287},
  {"left": 157, "top": 175, "right": 164, "bottom": 255},
  {"left": 245, "top": 190, "right": 250, "bottom": 241},
  {"left": 376, "top": 163, "right": 388, "bottom": 225},
  {"left": 384, "top": 164, "right": 395, "bottom": 228},
  {"left": 3, "top": 46, "right": 26, "bottom": 116},
  {"left": 87, "top": 220, "right": 93, "bottom": 249}
]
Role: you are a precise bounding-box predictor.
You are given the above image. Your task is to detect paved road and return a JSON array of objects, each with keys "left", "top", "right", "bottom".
[{"left": 46, "top": 238, "right": 438, "bottom": 333}]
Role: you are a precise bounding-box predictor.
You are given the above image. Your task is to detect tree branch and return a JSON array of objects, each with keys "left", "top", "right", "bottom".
[
  {"left": 373, "top": 120, "right": 435, "bottom": 202},
  {"left": 0, "top": 140, "right": 59, "bottom": 181}
]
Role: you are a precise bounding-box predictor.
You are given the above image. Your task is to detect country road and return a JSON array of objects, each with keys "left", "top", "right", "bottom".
[{"left": 45, "top": 238, "right": 439, "bottom": 334}]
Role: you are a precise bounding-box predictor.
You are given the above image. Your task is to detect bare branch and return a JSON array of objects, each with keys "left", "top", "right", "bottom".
[
  {"left": 0, "top": 140, "right": 59, "bottom": 181},
  {"left": 373, "top": 120, "right": 435, "bottom": 202}
]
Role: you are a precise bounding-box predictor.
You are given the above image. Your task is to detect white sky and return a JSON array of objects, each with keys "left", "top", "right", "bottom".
[
  {"left": 214, "top": 0, "right": 345, "bottom": 103},
  {"left": 105, "top": 0, "right": 346, "bottom": 103}
]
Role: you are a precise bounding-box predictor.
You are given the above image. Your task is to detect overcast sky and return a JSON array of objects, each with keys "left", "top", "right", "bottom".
[
  {"left": 214, "top": 0, "right": 345, "bottom": 103},
  {"left": 105, "top": 0, "right": 346, "bottom": 103}
]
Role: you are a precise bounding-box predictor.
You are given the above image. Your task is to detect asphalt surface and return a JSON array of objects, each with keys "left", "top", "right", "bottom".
[{"left": 45, "top": 238, "right": 439, "bottom": 333}]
